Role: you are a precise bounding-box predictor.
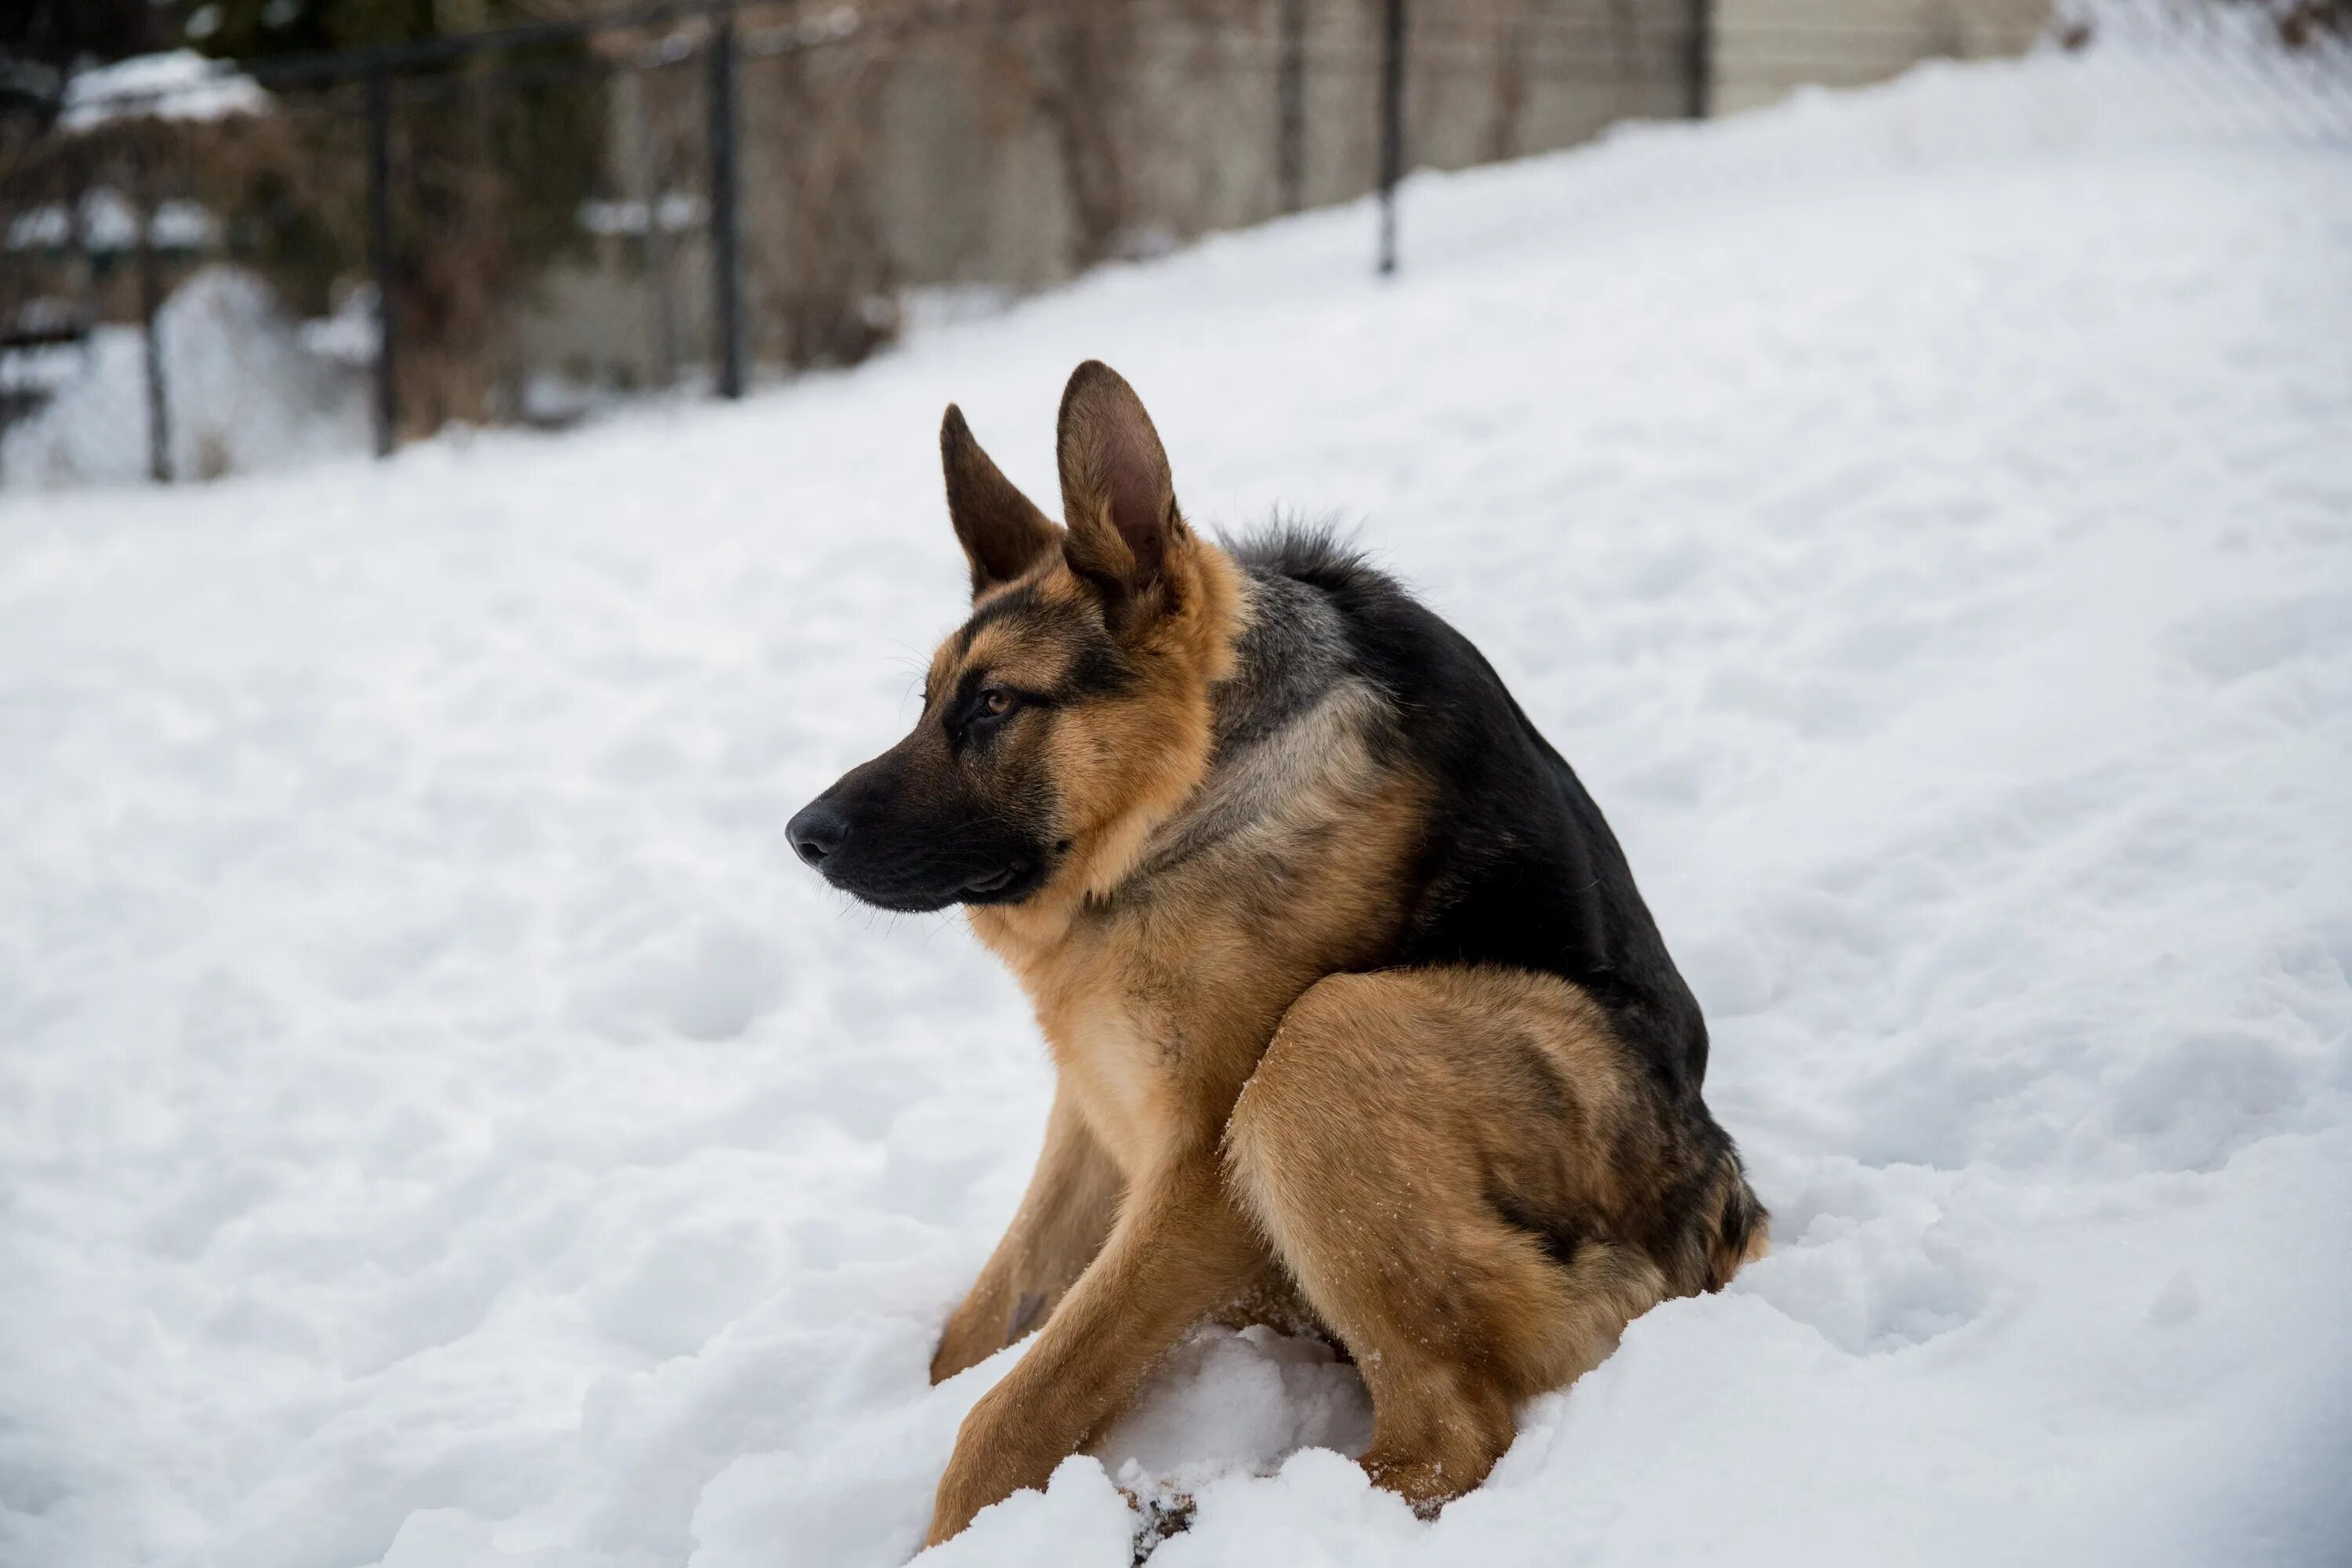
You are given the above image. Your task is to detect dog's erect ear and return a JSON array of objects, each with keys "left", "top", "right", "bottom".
[
  {"left": 942, "top": 404, "right": 1061, "bottom": 597},
  {"left": 1055, "top": 361, "right": 1184, "bottom": 630}
]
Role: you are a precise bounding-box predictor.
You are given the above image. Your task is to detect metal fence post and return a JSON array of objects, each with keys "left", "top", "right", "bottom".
[
  {"left": 1377, "top": 0, "right": 1406, "bottom": 276},
  {"left": 131, "top": 133, "right": 170, "bottom": 483},
  {"left": 1276, "top": 0, "right": 1305, "bottom": 214},
  {"left": 1686, "top": 0, "right": 1714, "bottom": 120},
  {"left": 706, "top": 8, "right": 745, "bottom": 401},
  {"left": 624, "top": 70, "right": 681, "bottom": 389},
  {"left": 365, "top": 62, "right": 399, "bottom": 457}
]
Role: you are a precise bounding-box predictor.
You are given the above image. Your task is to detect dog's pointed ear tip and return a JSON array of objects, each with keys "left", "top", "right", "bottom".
[
  {"left": 1062, "top": 359, "right": 1131, "bottom": 405},
  {"left": 939, "top": 402, "right": 968, "bottom": 443}
]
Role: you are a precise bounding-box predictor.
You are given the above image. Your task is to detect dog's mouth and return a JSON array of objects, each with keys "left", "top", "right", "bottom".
[
  {"left": 956, "top": 858, "right": 1040, "bottom": 905},
  {"left": 813, "top": 854, "right": 1045, "bottom": 914}
]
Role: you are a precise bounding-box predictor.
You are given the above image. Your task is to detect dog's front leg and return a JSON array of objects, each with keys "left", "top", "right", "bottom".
[
  {"left": 925, "top": 1152, "right": 1259, "bottom": 1545},
  {"left": 931, "top": 1088, "right": 1122, "bottom": 1383}
]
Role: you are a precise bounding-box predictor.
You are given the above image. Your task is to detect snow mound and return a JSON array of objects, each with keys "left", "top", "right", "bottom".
[{"left": 1, "top": 44, "right": 2348, "bottom": 1568}]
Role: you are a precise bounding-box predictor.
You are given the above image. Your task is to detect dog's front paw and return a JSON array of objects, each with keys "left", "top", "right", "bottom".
[
  {"left": 922, "top": 1460, "right": 1003, "bottom": 1548},
  {"left": 928, "top": 1306, "right": 999, "bottom": 1386},
  {"left": 924, "top": 1390, "right": 1038, "bottom": 1547}
]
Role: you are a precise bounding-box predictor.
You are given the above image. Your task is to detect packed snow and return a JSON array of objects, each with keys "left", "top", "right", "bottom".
[{"left": 2, "top": 43, "right": 2349, "bottom": 1568}]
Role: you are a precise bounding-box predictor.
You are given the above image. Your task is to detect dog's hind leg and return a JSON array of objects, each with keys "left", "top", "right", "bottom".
[
  {"left": 1225, "top": 967, "right": 1707, "bottom": 1514},
  {"left": 931, "top": 1087, "right": 1123, "bottom": 1383}
]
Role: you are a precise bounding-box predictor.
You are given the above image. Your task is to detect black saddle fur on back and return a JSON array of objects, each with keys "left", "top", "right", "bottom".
[{"left": 1231, "top": 525, "right": 1711, "bottom": 1102}]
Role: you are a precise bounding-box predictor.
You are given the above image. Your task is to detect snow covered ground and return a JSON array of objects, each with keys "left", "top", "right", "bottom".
[{"left": 2, "top": 45, "right": 2349, "bottom": 1568}]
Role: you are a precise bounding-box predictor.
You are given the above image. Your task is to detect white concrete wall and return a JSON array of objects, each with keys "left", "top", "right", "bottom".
[{"left": 1712, "top": 0, "right": 2053, "bottom": 115}]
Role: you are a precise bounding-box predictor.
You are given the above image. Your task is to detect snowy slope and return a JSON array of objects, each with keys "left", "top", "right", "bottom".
[{"left": 3, "top": 49, "right": 2350, "bottom": 1568}]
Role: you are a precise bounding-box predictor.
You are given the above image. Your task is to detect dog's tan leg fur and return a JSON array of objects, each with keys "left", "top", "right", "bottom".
[
  {"left": 931, "top": 1090, "right": 1122, "bottom": 1384},
  {"left": 1225, "top": 968, "right": 1686, "bottom": 1513},
  {"left": 927, "top": 1155, "right": 1262, "bottom": 1546},
  {"left": 924, "top": 964, "right": 1760, "bottom": 1538}
]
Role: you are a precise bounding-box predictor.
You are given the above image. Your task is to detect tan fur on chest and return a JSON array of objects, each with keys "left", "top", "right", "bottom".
[{"left": 974, "top": 730, "right": 1427, "bottom": 1176}]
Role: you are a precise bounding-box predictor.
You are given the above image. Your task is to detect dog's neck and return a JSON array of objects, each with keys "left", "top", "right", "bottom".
[{"left": 1131, "top": 567, "right": 1377, "bottom": 880}]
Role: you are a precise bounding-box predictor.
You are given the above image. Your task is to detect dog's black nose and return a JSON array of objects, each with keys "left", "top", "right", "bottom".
[{"left": 786, "top": 800, "right": 848, "bottom": 866}]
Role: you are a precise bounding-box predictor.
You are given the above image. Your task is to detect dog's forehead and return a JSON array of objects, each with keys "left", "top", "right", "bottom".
[{"left": 929, "top": 583, "right": 1090, "bottom": 695}]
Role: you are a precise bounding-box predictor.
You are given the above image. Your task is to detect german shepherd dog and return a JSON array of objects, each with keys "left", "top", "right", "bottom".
[{"left": 788, "top": 361, "right": 1766, "bottom": 1546}]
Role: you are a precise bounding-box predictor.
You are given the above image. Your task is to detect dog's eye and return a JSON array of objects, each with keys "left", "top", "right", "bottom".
[{"left": 951, "top": 686, "right": 1019, "bottom": 744}]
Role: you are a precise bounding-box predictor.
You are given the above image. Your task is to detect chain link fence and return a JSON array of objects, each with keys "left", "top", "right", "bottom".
[{"left": 1, "top": 0, "right": 2345, "bottom": 488}]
